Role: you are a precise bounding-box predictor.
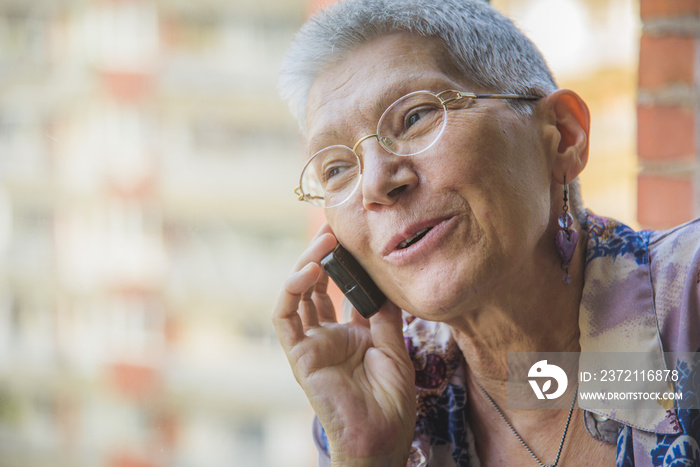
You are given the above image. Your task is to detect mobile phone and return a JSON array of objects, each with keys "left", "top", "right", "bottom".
[{"left": 321, "top": 244, "right": 386, "bottom": 319}]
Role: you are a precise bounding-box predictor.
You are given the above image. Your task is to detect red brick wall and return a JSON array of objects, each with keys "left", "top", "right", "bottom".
[{"left": 637, "top": 0, "right": 700, "bottom": 229}]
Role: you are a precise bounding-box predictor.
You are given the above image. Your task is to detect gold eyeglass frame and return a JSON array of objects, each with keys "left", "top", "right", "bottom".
[{"left": 294, "top": 89, "right": 540, "bottom": 208}]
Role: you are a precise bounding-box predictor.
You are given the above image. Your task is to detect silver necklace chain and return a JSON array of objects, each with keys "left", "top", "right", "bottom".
[{"left": 477, "top": 384, "right": 578, "bottom": 467}]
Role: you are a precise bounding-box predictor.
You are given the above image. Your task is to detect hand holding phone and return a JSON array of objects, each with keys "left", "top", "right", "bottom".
[
  {"left": 272, "top": 229, "right": 415, "bottom": 464},
  {"left": 321, "top": 244, "right": 386, "bottom": 318}
]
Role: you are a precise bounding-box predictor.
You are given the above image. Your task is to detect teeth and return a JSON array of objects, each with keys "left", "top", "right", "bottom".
[{"left": 397, "top": 227, "right": 431, "bottom": 249}]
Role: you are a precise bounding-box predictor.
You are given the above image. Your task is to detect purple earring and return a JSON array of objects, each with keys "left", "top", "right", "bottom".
[{"left": 555, "top": 179, "right": 578, "bottom": 284}]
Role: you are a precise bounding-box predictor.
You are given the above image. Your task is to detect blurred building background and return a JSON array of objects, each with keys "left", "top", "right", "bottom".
[
  {"left": 493, "top": 0, "right": 641, "bottom": 227},
  {"left": 0, "top": 0, "right": 695, "bottom": 466},
  {"left": 0, "top": 0, "right": 314, "bottom": 466}
]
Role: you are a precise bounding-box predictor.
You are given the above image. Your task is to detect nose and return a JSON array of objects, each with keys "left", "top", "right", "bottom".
[{"left": 357, "top": 136, "right": 419, "bottom": 209}]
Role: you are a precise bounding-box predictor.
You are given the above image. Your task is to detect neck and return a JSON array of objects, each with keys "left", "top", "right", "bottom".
[
  {"left": 444, "top": 217, "right": 595, "bottom": 465},
  {"left": 446, "top": 225, "right": 586, "bottom": 399}
]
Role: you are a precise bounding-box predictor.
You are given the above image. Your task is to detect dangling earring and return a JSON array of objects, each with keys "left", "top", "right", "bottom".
[{"left": 555, "top": 178, "right": 578, "bottom": 284}]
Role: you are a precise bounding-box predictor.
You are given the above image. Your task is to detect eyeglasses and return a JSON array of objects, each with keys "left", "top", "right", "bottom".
[{"left": 294, "top": 89, "right": 540, "bottom": 208}]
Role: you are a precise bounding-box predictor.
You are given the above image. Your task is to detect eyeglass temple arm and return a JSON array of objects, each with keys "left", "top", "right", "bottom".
[
  {"left": 473, "top": 93, "right": 540, "bottom": 100},
  {"left": 294, "top": 186, "right": 324, "bottom": 202},
  {"left": 438, "top": 89, "right": 540, "bottom": 105}
]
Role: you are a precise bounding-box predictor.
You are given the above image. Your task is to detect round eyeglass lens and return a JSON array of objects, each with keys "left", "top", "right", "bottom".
[
  {"left": 377, "top": 91, "right": 448, "bottom": 156},
  {"left": 300, "top": 145, "right": 362, "bottom": 208}
]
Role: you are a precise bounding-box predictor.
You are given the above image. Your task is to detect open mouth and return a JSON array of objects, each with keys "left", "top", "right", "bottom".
[
  {"left": 382, "top": 215, "right": 455, "bottom": 259},
  {"left": 397, "top": 226, "right": 433, "bottom": 249}
]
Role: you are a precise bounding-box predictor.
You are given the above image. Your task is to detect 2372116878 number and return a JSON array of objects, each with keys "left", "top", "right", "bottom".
[{"left": 598, "top": 369, "right": 679, "bottom": 382}]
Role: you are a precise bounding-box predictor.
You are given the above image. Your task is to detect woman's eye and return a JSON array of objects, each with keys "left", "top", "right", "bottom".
[
  {"left": 326, "top": 166, "right": 343, "bottom": 179},
  {"left": 403, "top": 106, "right": 435, "bottom": 131},
  {"left": 405, "top": 110, "right": 424, "bottom": 128},
  {"left": 324, "top": 163, "right": 351, "bottom": 183}
]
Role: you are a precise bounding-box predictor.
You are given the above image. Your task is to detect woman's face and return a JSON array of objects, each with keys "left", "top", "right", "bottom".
[{"left": 305, "top": 32, "right": 555, "bottom": 320}]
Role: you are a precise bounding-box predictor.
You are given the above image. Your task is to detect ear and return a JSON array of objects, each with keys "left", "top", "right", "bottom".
[{"left": 539, "top": 89, "right": 590, "bottom": 184}]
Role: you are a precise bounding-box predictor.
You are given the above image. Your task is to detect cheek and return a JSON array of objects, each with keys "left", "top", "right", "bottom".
[
  {"left": 326, "top": 207, "right": 372, "bottom": 258},
  {"left": 431, "top": 114, "right": 511, "bottom": 182},
  {"left": 425, "top": 136, "right": 505, "bottom": 212}
]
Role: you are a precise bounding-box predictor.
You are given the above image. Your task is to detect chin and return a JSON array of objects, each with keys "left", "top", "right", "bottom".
[{"left": 390, "top": 272, "right": 473, "bottom": 321}]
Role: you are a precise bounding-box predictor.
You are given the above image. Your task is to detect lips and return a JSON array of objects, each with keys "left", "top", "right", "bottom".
[
  {"left": 383, "top": 216, "right": 453, "bottom": 256},
  {"left": 397, "top": 227, "right": 432, "bottom": 249}
]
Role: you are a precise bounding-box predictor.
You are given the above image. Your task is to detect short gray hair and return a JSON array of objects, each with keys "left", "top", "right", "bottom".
[
  {"left": 280, "top": 0, "right": 586, "bottom": 224},
  {"left": 279, "top": 0, "right": 558, "bottom": 133}
]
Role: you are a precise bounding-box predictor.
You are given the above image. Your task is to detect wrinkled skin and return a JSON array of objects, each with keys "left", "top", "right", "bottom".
[{"left": 273, "top": 32, "right": 592, "bottom": 466}]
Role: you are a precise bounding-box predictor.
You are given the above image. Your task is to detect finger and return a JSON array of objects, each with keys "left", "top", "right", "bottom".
[
  {"left": 299, "top": 286, "right": 320, "bottom": 330},
  {"left": 310, "top": 222, "right": 333, "bottom": 241},
  {"left": 291, "top": 232, "right": 337, "bottom": 272},
  {"left": 314, "top": 264, "right": 330, "bottom": 292},
  {"left": 293, "top": 228, "right": 337, "bottom": 323},
  {"left": 348, "top": 300, "right": 371, "bottom": 327},
  {"left": 369, "top": 301, "right": 409, "bottom": 358},
  {"left": 312, "top": 271, "right": 337, "bottom": 323},
  {"left": 272, "top": 262, "right": 322, "bottom": 350},
  {"left": 276, "top": 228, "right": 337, "bottom": 342}
]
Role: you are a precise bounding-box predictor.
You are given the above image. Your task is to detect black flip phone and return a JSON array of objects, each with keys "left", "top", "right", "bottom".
[{"left": 321, "top": 244, "right": 386, "bottom": 319}]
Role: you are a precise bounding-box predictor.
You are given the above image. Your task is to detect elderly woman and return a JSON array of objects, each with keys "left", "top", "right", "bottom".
[{"left": 272, "top": 0, "right": 700, "bottom": 466}]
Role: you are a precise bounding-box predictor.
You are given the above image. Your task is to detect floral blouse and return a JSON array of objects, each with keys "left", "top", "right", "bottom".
[{"left": 313, "top": 213, "right": 700, "bottom": 466}]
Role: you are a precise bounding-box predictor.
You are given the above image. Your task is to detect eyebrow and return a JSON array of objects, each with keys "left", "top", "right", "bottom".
[
  {"left": 307, "top": 129, "right": 343, "bottom": 156},
  {"left": 306, "top": 74, "right": 459, "bottom": 154},
  {"left": 371, "top": 74, "right": 461, "bottom": 114},
  {"left": 372, "top": 87, "right": 404, "bottom": 118}
]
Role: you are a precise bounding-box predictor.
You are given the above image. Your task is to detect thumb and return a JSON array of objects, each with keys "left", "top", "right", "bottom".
[{"left": 369, "top": 302, "right": 409, "bottom": 358}]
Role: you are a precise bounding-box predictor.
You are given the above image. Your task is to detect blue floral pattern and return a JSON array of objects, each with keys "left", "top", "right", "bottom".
[
  {"left": 616, "top": 426, "right": 635, "bottom": 467},
  {"left": 651, "top": 350, "right": 700, "bottom": 467},
  {"left": 586, "top": 212, "right": 653, "bottom": 266},
  {"left": 424, "top": 383, "right": 470, "bottom": 465},
  {"left": 312, "top": 214, "right": 700, "bottom": 466}
]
